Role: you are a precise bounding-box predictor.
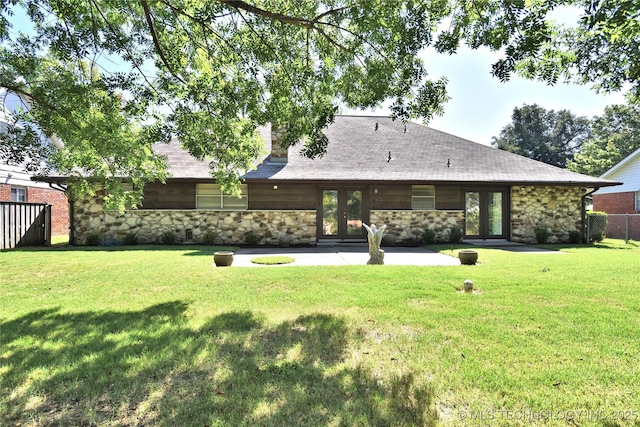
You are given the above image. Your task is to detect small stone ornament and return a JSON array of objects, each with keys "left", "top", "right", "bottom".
[{"left": 463, "top": 279, "right": 474, "bottom": 293}]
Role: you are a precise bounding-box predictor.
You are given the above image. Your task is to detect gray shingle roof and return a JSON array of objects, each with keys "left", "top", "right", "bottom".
[{"left": 157, "top": 115, "right": 620, "bottom": 187}]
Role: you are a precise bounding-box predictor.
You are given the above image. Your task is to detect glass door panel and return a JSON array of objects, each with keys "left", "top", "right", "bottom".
[
  {"left": 487, "top": 191, "right": 503, "bottom": 236},
  {"left": 322, "top": 190, "right": 338, "bottom": 236},
  {"left": 464, "top": 189, "right": 507, "bottom": 239},
  {"left": 465, "top": 191, "right": 480, "bottom": 236},
  {"left": 319, "top": 188, "right": 366, "bottom": 239},
  {"left": 346, "top": 190, "right": 363, "bottom": 235}
]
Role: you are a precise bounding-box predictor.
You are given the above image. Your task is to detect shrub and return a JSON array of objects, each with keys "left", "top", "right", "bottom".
[
  {"left": 244, "top": 231, "right": 259, "bottom": 246},
  {"left": 587, "top": 211, "right": 607, "bottom": 243},
  {"left": 448, "top": 226, "right": 463, "bottom": 243},
  {"left": 535, "top": 228, "right": 550, "bottom": 244},
  {"left": 84, "top": 232, "right": 101, "bottom": 246},
  {"left": 423, "top": 228, "right": 436, "bottom": 244},
  {"left": 161, "top": 231, "right": 177, "bottom": 245},
  {"left": 124, "top": 232, "right": 138, "bottom": 246},
  {"left": 202, "top": 230, "right": 217, "bottom": 245},
  {"left": 569, "top": 230, "right": 581, "bottom": 244}
]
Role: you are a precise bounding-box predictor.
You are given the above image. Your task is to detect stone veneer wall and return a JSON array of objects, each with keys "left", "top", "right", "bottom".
[
  {"left": 73, "top": 185, "right": 586, "bottom": 245},
  {"left": 73, "top": 194, "right": 316, "bottom": 245},
  {"left": 511, "top": 185, "right": 586, "bottom": 243},
  {"left": 369, "top": 210, "right": 465, "bottom": 244}
]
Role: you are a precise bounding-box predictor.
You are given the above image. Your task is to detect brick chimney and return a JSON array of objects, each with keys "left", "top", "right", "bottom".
[{"left": 270, "top": 126, "right": 288, "bottom": 163}]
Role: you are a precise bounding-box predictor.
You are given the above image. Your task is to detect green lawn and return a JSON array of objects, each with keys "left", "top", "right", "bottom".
[{"left": 2, "top": 240, "right": 639, "bottom": 426}]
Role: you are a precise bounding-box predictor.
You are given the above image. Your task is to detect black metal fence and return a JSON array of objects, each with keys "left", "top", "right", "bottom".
[{"left": 0, "top": 202, "right": 51, "bottom": 249}]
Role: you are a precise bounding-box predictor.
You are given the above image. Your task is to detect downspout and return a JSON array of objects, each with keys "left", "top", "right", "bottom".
[
  {"left": 68, "top": 199, "right": 74, "bottom": 245},
  {"left": 582, "top": 187, "right": 599, "bottom": 243}
]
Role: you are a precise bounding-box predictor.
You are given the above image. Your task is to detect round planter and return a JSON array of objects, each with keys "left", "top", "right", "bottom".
[
  {"left": 214, "top": 251, "right": 234, "bottom": 267},
  {"left": 458, "top": 250, "right": 478, "bottom": 265}
]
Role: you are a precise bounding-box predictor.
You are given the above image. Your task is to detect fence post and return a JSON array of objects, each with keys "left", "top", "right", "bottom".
[
  {"left": 625, "top": 214, "right": 629, "bottom": 244},
  {"left": 45, "top": 204, "right": 52, "bottom": 246},
  {"left": 587, "top": 213, "right": 591, "bottom": 244}
]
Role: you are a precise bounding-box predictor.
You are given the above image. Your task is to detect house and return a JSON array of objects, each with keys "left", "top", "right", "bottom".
[
  {"left": 0, "top": 92, "right": 69, "bottom": 237},
  {"left": 593, "top": 147, "right": 640, "bottom": 214},
  {"left": 46, "top": 116, "right": 620, "bottom": 245},
  {"left": 592, "top": 147, "right": 640, "bottom": 240}
]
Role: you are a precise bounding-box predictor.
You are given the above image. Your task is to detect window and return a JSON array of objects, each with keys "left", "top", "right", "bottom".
[
  {"left": 196, "top": 184, "right": 248, "bottom": 210},
  {"left": 636, "top": 191, "right": 640, "bottom": 211},
  {"left": 412, "top": 185, "right": 435, "bottom": 210},
  {"left": 10, "top": 187, "right": 26, "bottom": 202}
]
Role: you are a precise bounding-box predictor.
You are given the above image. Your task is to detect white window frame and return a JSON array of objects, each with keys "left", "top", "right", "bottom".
[
  {"left": 411, "top": 185, "right": 436, "bottom": 210},
  {"left": 11, "top": 186, "right": 26, "bottom": 202},
  {"left": 196, "top": 183, "right": 248, "bottom": 210},
  {"left": 635, "top": 190, "right": 640, "bottom": 211}
]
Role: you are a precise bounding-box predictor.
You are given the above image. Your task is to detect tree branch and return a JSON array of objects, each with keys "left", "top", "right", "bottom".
[
  {"left": 140, "top": 0, "right": 187, "bottom": 85},
  {"left": 156, "top": 0, "right": 245, "bottom": 62},
  {"left": 217, "top": 0, "right": 315, "bottom": 28},
  {"left": 313, "top": 7, "right": 348, "bottom": 23},
  {"left": 88, "top": 0, "right": 161, "bottom": 98}
]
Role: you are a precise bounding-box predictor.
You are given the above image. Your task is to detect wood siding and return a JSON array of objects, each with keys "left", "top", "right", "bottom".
[
  {"left": 142, "top": 182, "right": 196, "bottom": 209},
  {"left": 435, "top": 185, "right": 462, "bottom": 210},
  {"left": 369, "top": 184, "right": 411, "bottom": 209},
  {"left": 595, "top": 151, "right": 640, "bottom": 194},
  {"left": 248, "top": 183, "right": 316, "bottom": 210},
  {"left": 369, "top": 184, "right": 463, "bottom": 210},
  {"left": 141, "top": 181, "right": 464, "bottom": 211}
]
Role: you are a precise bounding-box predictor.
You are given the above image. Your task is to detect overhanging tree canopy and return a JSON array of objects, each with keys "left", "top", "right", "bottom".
[{"left": 1, "top": 0, "right": 638, "bottom": 210}]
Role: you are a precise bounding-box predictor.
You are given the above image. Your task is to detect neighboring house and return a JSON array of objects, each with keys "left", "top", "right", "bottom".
[
  {"left": 0, "top": 164, "right": 69, "bottom": 236},
  {"left": 45, "top": 116, "right": 620, "bottom": 245},
  {"left": 593, "top": 147, "right": 640, "bottom": 214},
  {"left": 0, "top": 92, "right": 69, "bottom": 236},
  {"left": 592, "top": 147, "right": 640, "bottom": 240}
]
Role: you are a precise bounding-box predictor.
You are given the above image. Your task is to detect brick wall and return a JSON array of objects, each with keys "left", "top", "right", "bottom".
[
  {"left": 0, "top": 184, "right": 11, "bottom": 200},
  {"left": 593, "top": 192, "right": 637, "bottom": 214},
  {"left": 28, "top": 187, "right": 69, "bottom": 235},
  {"left": 0, "top": 183, "right": 69, "bottom": 235}
]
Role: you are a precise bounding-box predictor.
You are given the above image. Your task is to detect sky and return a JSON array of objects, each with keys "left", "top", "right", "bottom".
[{"left": 344, "top": 44, "right": 627, "bottom": 146}]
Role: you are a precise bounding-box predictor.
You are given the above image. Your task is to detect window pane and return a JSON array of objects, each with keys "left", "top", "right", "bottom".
[
  {"left": 465, "top": 191, "right": 480, "bottom": 236},
  {"left": 196, "top": 184, "right": 221, "bottom": 196},
  {"left": 346, "top": 190, "right": 363, "bottom": 235},
  {"left": 413, "top": 189, "right": 434, "bottom": 197},
  {"left": 413, "top": 185, "right": 434, "bottom": 195},
  {"left": 196, "top": 184, "right": 248, "bottom": 209},
  {"left": 197, "top": 196, "right": 220, "bottom": 209},
  {"left": 488, "top": 192, "right": 503, "bottom": 236},
  {"left": 222, "top": 195, "right": 247, "bottom": 209},
  {"left": 322, "top": 190, "right": 338, "bottom": 236},
  {"left": 11, "top": 187, "right": 26, "bottom": 202},
  {"left": 412, "top": 185, "right": 435, "bottom": 210},
  {"left": 413, "top": 198, "right": 435, "bottom": 210}
]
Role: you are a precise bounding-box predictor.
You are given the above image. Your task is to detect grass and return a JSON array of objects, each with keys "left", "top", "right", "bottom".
[
  {"left": 1, "top": 240, "right": 639, "bottom": 426},
  {"left": 251, "top": 256, "right": 296, "bottom": 265},
  {"left": 50, "top": 234, "right": 69, "bottom": 246}
]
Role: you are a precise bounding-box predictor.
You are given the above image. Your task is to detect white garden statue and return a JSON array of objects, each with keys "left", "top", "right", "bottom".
[{"left": 363, "top": 223, "right": 386, "bottom": 265}]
